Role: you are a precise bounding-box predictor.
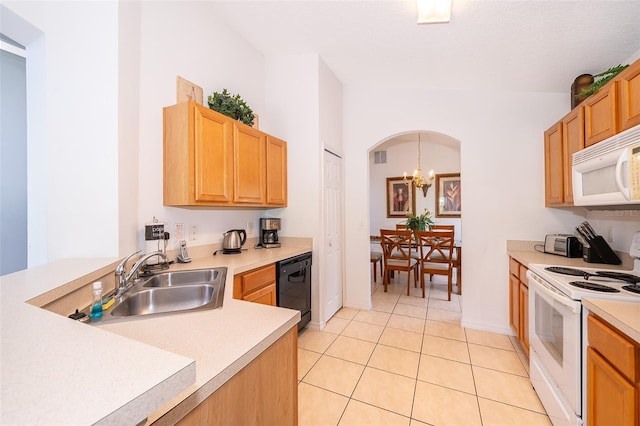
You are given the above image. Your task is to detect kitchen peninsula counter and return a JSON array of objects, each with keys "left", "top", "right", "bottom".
[{"left": 0, "top": 238, "right": 312, "bottom": 425}]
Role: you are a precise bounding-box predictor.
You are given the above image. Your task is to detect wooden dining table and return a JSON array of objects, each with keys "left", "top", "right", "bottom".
[{"left": 370, "top": 235, "right": 462, "bottom": 295}]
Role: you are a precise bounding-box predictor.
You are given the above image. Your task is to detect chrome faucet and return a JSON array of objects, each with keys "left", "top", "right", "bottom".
[{"left": 114, "top": 250, "right": 168, "bottom": 298}]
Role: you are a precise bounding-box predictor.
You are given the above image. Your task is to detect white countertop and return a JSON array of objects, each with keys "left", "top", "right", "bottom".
[{"left": 1, "top": 239, "right": 311, "bottom": 425}]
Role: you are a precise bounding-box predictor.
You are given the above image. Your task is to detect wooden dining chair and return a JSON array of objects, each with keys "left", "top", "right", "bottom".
[
  {"left": 380, "top": 229, "right": 420, "bottom": 296},
  {"left": 429, "top": 224, "right": 461, "bottom": 295},
  {"left": 417, "top": 229, "right": 455, "bottom": 300},
  {"left": 370, "top": 251, "right": 383, "bottom": 282},
  {"left": 431, "top": 224, "right": 454, "bottom": 232}
]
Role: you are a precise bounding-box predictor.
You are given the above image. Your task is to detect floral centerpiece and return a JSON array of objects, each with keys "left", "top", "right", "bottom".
[{"left": 405, "top": 208, "right": 434, "bottom": 240}]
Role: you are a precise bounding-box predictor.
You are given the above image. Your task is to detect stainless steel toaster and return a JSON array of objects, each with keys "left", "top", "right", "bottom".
[{"left": 544, "top": 234, "right": 583, "bottom": 258}]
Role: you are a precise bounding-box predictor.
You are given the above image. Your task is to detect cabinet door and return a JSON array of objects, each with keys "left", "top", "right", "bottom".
[
  {"left": 244, "top": 283, "right": 277, "bottom": 306},
  {"left": 584, "top": 82, "right": 618, "bottom": 147},
  {"left": 519, "top": 282, "right": 529, "bottom": 355},
  {"left": 177, "top": 326, "right": 297, "bottom": 425},
  {"left": 233, "top": 124, "right": 266, "bottom": 204},
  {"left": 587, "top": 347, "right": 638, "bottom": 426},
  {"left": 509, "top": 274, "right": 520, "bottom": 336},
  {"left": 619, "top": 61, "right": 640, "bottom": 131},
  {"left": 193, "top": 105, "right": 234, "bottom": 203},
  {"left": 544, "top": 122, "right": 564, "bottom": 206},
  {"left": 562, "top": 108, "right": 584, "bottom": 204},
  {"left": 266, "top": 136, "right": 287, "bottom": 206}
]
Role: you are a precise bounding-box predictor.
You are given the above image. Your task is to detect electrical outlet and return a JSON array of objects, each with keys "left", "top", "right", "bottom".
[
  {"left": 190, "top": 225, "right": 198, "bottom": 241},
  {"left": 174, "top": 223, "right": 185, "bottom": 248},
  {"left": 247, "top": 221, "right": 254, "bottom": 234},
  {"left": 606, "top": 227, "right": 614, "bottom": 243}
]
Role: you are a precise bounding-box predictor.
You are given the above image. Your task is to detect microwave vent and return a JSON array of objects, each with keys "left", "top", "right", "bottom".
[{"left": 573, "top": 123, "right": 640, "bottom": 165}]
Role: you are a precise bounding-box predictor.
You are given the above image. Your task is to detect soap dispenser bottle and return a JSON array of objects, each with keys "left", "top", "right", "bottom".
[{"left": 90, "top": 281, "right": 103, "bottom": 320}]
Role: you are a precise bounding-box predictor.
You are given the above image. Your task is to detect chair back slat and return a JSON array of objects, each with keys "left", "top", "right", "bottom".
[
  {"left": 380, "top": 229, "right": 413, "bottom": 265},
  {"left": 417, "top": 230, "right": 455, "bottom": 264}
]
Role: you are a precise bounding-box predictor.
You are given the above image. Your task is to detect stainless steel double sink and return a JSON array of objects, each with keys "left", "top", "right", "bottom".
[{"left": 92, "top": 268, "right": 226, "bottom": 324}]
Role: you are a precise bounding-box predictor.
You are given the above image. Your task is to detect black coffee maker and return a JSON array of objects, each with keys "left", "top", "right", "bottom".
[{"left": 259, "top": 218, "right": 281, "bottom": 248}]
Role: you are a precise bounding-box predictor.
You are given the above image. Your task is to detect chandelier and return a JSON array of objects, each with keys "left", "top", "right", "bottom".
[{"left": 404, "top": 133, "right": 435, "bottom": 197}]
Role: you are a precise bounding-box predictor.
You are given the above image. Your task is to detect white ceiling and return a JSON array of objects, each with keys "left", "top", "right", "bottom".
[{"left": 212, "top": 0, "right": 640, "bottom": 93}]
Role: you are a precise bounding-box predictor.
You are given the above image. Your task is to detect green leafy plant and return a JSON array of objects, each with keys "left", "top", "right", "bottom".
[
  {"left": 207, "top": 89, "right": 255, "bottom": 126},
  {"left": 405, "top": 208, "right": 435, "bottom": 239},
  {"left": 578, "top": 64, "right": 629, "bottom": 100}
]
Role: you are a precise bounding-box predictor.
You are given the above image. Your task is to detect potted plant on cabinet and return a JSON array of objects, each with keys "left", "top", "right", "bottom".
[{"left": 207, "top": 88, "right": 256, "bottom": 126}]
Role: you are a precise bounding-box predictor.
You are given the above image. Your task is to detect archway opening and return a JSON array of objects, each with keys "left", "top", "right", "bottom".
[{"left": 367, "top": 130, "right": 462, "bottom": 307}]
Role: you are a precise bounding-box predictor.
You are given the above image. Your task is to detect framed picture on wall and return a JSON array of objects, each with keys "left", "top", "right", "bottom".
[
  {"left": 386, "top": 177, "right": 416, "bottom": 218},
  {"left": 436, "top": 173, "right": 461, "bottom": 218}
]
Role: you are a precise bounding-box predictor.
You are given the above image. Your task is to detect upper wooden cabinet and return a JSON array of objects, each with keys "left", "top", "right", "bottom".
[
  {"left": 233, "top": 124, "right": 266, "bottom": 205},
  {"left": 619, "top": 60, "right": 640, "bottom": 131},
  {"left": 266, "top": 136, "right": 287, "bottom": 205},
  {"left": 544, "top": 107, "right": 584, "bottom": 207},
  {"left": 544, "top": 57, "right": 640, "bottom": 207},
  {"left": 163, "top": 101, "right": 287, "bottom": 207},
  {"left": 562, "top": 107, "right": 584, "bottom": 204},
  {"left": 584, "top": 81, "right": 618, "bottom": 147},
  {"left": 544, "top": 122, "right": 564, "bottom": 206},
  {"left": 545, "top": 107, "right": 585, "bottom": 207}
]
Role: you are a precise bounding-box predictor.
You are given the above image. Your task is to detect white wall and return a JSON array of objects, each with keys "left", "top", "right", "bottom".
[
  {"left": 3, "top": 1, "right": 120, "bottom": 265},
  {"left": 369, "top": 135, "right": 461, "bottom": 238},
  {"left": 3, "top": 1, "right": 295, "bottom": 263},
  {"left": 264, "top": 54, "right": 323, "bottom": 326},
  {"left": 134, "top": 2, "right": 271, "bottom": 253},
  {"left": 118, "top": 0, "right": 142, "bottom": 256},
  {"left": 344, "top": 86, "right": 585, "bottom": 333}
]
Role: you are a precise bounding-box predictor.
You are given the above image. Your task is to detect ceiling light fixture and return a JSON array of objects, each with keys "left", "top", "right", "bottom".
[
  {"left": 416, "top": 0, "right": 452, "bottom": 24},
  {"left": 404, "top": 133, "right": 435, "bottom": 197}
]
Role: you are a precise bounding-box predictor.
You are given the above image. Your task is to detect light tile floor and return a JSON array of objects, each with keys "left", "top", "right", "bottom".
[{"left": 297, "top": 274, "right": 551, "bottom": 426}]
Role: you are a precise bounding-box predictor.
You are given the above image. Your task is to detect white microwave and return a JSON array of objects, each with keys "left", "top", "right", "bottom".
[{"left": 572, "top": 124, "right": 640, "bottom": 206}]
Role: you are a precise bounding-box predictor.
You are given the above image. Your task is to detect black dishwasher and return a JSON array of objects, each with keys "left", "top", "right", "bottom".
[{"left": 277, "top": 252, "right": 311, "bottom": 330}]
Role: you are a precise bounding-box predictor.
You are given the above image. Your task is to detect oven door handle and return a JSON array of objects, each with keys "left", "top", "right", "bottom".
[{"left": 527, "top": 271, "right": 582, "bottom": 314}]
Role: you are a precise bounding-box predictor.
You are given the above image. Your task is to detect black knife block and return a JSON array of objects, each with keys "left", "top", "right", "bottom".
[{"left": 583, "top": 236, "right": 621, "bottom": 265}]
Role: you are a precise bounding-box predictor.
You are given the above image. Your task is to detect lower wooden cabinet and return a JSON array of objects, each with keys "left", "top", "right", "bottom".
[
  {"left": 233, "top": 264, "right": 277, "bottom": 306},
  {"left": 508, "top": 257, "right": 529, "bottom": 355},
  {"left": 587, "top": 314, "right": 639, "bottom": 426},
  {"left": 175, "top": 326, "right": 298, "bottom": 425}
]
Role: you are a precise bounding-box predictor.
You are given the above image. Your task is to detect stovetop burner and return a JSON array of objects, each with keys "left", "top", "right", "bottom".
[
  {"left": 569, "top": 281, "right": 620, "bottom": 293},
  {"left": 622, "top": 285, "right": 640, "bottom": 294},
  {"left": 545, "top": 266, "right": 640, "bottom": 284},
  {"left": 530, "top": 263, "right": 640, "bottom": 302},
  {"left": 595, "top": 271, "right": 640, "bottom": 284},
  {"left": 545, "top": 266, "right": 586, "bottom": 276}
]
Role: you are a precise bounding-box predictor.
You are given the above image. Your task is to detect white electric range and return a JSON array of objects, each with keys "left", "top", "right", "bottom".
[
  {"left": 526, "top": 232, "right": 640, "bottom": 426},
  {"left": 527, "top": 263, "right": 640, "bottom": 302}
]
